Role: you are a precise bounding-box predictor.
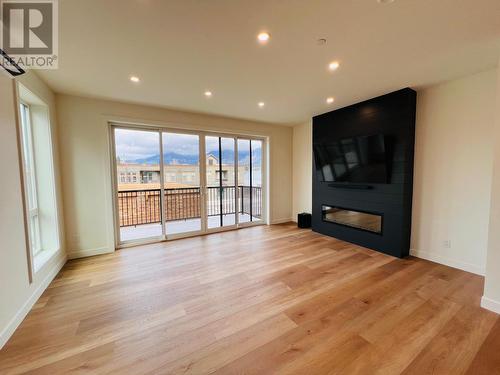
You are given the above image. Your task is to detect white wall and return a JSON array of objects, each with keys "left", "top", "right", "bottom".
[
  {"left": 291, "top": 69, "right": 498, "bottom": 276},
  {"left": 292, "top": 119, "right": 312, "bottom": 220},
  {"left": 411, "top": 69, "right": 497, "bottom": 275},
  {"left": 0, "top": 71, "right": 66, "bottom": 348},
  {"left": 483, "top": 60, "right": 500, "bottom": 313},
  {"left": 56, "top": 94, "right": 293, "bottom": 259}
]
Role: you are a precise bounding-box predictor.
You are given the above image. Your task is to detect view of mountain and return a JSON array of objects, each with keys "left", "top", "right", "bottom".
[
  {"left": 128, "top": 148, "right": 262, "bottom": 165},
  {"left": 131, "top": 152, "right": 198, "bottom": 165}
]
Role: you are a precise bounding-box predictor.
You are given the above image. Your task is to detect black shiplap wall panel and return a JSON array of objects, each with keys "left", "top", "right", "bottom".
[{"left": 312, "top": 88, "right": 417, "bottom": 258}]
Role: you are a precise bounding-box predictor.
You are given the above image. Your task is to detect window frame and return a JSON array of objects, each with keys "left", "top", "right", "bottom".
[
  {"left": 16, "top": 83, "right": 62, "bottom": 276},
  {"left": 19, "top": 102, "right": 43, "bottom": 257},
  {"left": 110, "top": 122, "right": 269, "bottom": 248}
]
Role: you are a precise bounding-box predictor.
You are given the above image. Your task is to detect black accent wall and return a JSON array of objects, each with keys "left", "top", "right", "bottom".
[{"left": 312, "top": 88, "right": 417, "bottom": 258}]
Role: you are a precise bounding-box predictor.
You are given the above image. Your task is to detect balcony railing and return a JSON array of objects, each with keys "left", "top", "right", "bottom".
[{"left": 118, "top": 186, "right": 262, "bottom": 227}]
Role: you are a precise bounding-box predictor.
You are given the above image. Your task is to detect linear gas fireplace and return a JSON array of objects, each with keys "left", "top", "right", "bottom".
[
  {"left": 312, "top": 88, "right": 416, "bottom": 258},
  {"left": 322, "top": 205, "right": 382, "bottom": 234}
]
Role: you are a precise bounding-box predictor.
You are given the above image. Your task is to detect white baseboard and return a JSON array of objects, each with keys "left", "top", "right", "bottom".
[
  {"left": 410, "top": 248, "right": 485, "bottom": 276},
  {"left": 68, "top": 246, "right": 114, "bottom": 260},
  {"left": 0, "top": 255, "right": 66, "bottom": 349},
  {"left": 481, "top": 296, "right": 500, "bottom": 314},
  {"left": 271, "top": 218, "right": 294, "bottom": 224}
]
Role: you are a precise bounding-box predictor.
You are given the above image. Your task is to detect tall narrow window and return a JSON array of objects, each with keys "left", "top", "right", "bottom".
[
  {"left": 19, "top": 103, "right": 42, "bottom": 256},
  {"left": 18, "top": 84, "right": 61, "bottom": 272}
]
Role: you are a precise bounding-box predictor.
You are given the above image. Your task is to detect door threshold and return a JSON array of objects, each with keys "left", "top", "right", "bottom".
[{"left": 116, "top": 222, "right": 267, "bottom": 250}]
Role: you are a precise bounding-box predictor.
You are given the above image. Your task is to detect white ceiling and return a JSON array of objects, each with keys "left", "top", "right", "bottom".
[{"left": 38, "top": 0, "right": 500, "bottom": 125}]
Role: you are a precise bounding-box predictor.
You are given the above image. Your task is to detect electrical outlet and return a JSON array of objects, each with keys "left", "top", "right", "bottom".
[{"left": 443, "top": 240, "right": 451, "bottom": 249}]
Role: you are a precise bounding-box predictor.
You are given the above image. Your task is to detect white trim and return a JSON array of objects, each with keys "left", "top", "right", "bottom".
[
  {"left": 68, "top": 246, "right": 114, "bottom": 260},
  {"left": 234, "top": 137, "right": 239, "bottom": 228},
  {"left": 481, "top": 296, "right": 500, "bottom": 314},
  {"left": 107, "top": 117, "right": 270, "bottom": 139},
  {"left": 17, "top": 83, "right": 63, "bottom": 281},
  {"left": 33, "top": 247, "right": 59, "bottom": 273},
  {"left": 108, "top": 121, "right": 269, "bottom": 249},
  {"left": 271, "top": 217, "right": 294, "bottom": 224},
  {"left": 109, "top": 125, "right": 120, "bottom": 250},
  {"left": 158, "top": 131, "right": 166, "bottom": 238},
  {"left": 410, "top": 248, "right": 485, "bottom": 276},
  {"left": 238, "top": 220, "right": 266, "bottom": 229},
  {"left": 0, "top": 255, "right": 66, "bottom": 349}
]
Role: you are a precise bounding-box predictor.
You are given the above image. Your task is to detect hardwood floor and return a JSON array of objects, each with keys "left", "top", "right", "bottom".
[{"left": 1, "top": 223, "right": 498, "bottom": 374}]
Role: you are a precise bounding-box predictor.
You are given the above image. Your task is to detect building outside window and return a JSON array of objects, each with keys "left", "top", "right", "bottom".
[
  {"left": 166, "top": 172, "right": 176, "bottom": 183},
  {"left": 216, "top": 170, "right": 228, "bottom": 181},
  {"left": 183, "top": 172, "right": 194, "bottom": 183},
  {"left": 142, "top": 171, "right": 156, "bottom": 183}
]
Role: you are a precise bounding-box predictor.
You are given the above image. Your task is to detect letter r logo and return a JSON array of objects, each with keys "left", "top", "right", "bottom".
[{"left": 1, "top": 1, "right": 53, "bottom": 55}]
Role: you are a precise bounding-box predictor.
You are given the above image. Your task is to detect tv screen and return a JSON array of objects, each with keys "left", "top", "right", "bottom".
[{"left": 314, "top": 134, "right": 388, "bottom": 183}]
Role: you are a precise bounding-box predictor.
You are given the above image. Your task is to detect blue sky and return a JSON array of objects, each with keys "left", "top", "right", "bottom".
[
  {"left": 115, "top": 129, "right": 199, "bottom": 161},
  {"left": 115, "top": 128, "right": 261, "bottom": 162}
]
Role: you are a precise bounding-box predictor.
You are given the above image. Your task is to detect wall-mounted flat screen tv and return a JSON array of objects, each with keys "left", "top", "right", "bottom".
[{"left": 314, "top": 134, "right": 389, "bottom": 183}]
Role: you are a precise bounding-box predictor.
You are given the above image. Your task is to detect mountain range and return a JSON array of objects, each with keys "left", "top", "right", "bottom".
[{"left": 128, "top": 148, "right": 261, "bottom": 165}]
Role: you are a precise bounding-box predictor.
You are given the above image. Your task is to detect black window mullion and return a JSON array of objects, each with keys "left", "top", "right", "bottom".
[
  {"left": 249, "top": 140, "right": 253, "bottom": 221},
  {"left": 219, "top": 137, "right": 223, "bottom": 227}
]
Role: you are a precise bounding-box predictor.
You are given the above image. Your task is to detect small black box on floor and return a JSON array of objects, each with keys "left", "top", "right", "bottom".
[{"left": 297, "top": 213, "right": 312, "bottom": 228}]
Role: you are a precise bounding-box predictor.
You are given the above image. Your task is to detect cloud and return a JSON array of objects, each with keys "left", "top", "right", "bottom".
[
  {"left": 115, "top": 129, "right": 199, "bottom": 160},
  {"left": 163, "top": 133, "right": 199, "bottom": 154},
  {"left": 114, "top": 129, "right": 262, "bottom": 161}
]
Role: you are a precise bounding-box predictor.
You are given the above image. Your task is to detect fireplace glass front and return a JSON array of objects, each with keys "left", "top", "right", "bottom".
[{"left": 322, "top": 205, "right": 382, "bottom": 234}]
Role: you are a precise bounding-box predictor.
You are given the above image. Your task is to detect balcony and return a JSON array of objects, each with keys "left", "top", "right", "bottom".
[{"left": 118, "top": 186, "right": 262, "bottom": 241}]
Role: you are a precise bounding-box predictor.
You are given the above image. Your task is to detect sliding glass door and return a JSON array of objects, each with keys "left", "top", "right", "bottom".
[
  {"left": 162, "top": 132, "right": 202, "bottom": 236},
  {"left": 237, "top": 139, "right": 263, "bottom": 224},
  {"left": 206, "top": 136, "right": 237, "bottom": 229},
  {"left": 112, "top": 125, "right": 266, "bottom": 245},
  {"left": 114, "top": 128, "right": 163, "bottom": 242}
]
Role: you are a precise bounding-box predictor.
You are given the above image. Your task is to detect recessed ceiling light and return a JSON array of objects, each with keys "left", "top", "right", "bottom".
[
  {"left": 130, "top": 76, "right": 140, "bottom": 83},
  {"left": 328, "top": 61, "right": 340, "bottom": 71},
  {"left": 257, "top": 32, "right": 270, "bottom": 43},
  {"left": 326, "top": 97, "right": 335, "bottom": 104},
  {"left": 258, "top": 102, "right": 265, "bottom": 108},
  {"left": 377, "top": 0, "right": 395, "bottom": 3},
  {"left": 204, "top": 90, "right": 213, "bottom": 97}
]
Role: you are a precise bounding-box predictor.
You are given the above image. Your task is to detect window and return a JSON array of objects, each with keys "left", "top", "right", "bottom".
[
  {"left": 142, "top": 171, "right": 155, "bottom": 183},
  {"left": 17, "top": 84, "right": 60, "bottom": 273},
  {"left": 19, "top": 103, "right": 42, "bottom": 256},
  {"left": 216, "top": 170, "right": 228, "bottom": 181}
]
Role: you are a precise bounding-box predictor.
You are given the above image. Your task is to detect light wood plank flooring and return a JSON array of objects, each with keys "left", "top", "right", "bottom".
[{"left": 1, "top": 223, "right": 499, "bottom": 374}]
